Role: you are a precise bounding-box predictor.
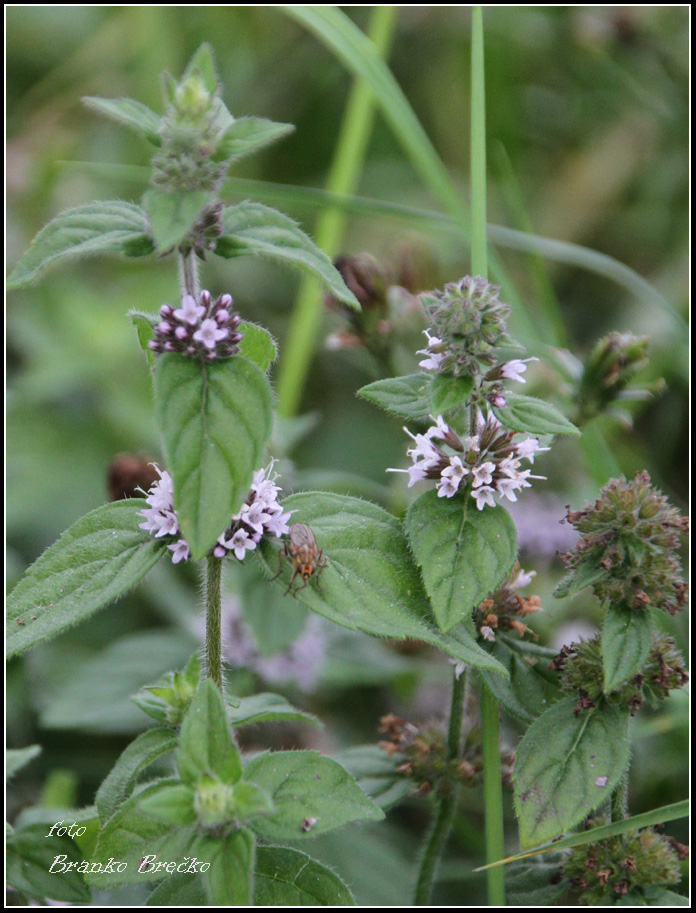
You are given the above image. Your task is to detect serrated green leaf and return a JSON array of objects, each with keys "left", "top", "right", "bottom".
[
  {"left": 513, "top": 697, "right": 631, "bottom": 848},
  {"left": 358, "top": 373, "right": 432, "bottom": 419},
  {"left": 7, "top": 823, "right": 91, "bottom": 902},
  {"left": 238, "top": 320, "right": 277, "bottom": 372},
  {"left": 7, "top": 201, "right": 150, "bottom": 288},
  {"left": 7, "top": 500, "right": 167, "bottom": 658},
  {"left": 177, "top": 680, "right": 242, "bottom": 786},
  {"left": 214, "top": 117, "right": 294, "bottom": 163},
  {"left": 492, "top": 393, "right": 579, "bottom": 435},
  {"left": 244, "top": 751, "right": 384, "bottom": 840},
  {"left": 96, "top": 728, "right": 178, "bottom": 823},
  {"left": 218, "top": 202, "right": 360, "bottom": 308},
  {"left": 479, "top": 636, "right": 560, "bottom": 723},
  {"left": 255, "top": 846, "right": 355, "bottom": 905},
  {"left": 257, "top": 492, "right": 507, "bottom": 675},
  {"left": 602, "top": 606, "right": 654, "bottom": 693},
  {"left": 86, "top": 781, "right": 197, "bottom": 887},
  {"left": 153, "top": 354, "right": 273, "bottom": 559},
  {"left": 553, "top": 561, "right": 607, "bottom": 599},
  {"left": 143, "top": 189, "right": 215, "bottom": 251},
  {"left": 203, "top": 829, "right": 254, "bottom": 905},
  {"left": 227, "top": 693, "right": 321, "bottom": 728},
  {"left": 83, "top": 96, "right": 162, "bottom": 144},
  {"left": 405, "top": 491, "right": 518, "bottom": 632},
  {"left": 429, "top": 373, "right": 474, "bottom": 414},
  {"left": 6, "top": 745, "right": 42, "bottom": 780}
]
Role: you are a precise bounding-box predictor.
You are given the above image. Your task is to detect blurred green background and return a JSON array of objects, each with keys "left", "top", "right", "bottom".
[{"left": 7, "top": 7, "right": 688, "bottom": 905}]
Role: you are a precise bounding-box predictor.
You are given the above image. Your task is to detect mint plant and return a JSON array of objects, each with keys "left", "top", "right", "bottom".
[{"left": 7, "top": 14, "right": 688, "bottom": 909}]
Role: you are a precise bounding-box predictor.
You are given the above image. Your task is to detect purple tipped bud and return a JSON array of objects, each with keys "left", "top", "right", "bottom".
[{"left": 175, "top": 325, "right": 189, "bottom": 340}]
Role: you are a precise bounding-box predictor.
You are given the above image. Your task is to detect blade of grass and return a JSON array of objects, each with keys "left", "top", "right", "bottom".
[
  {"left": 492, "top": 141, "right": 568, "bottom": 347},
  {"left": 474, "top": 799, "right": 689, "bottom": 872},
  {"left": 282, "top": 6, "right": 540, "bottom": 347},
  {"left": 55, "top": 161, "right": 681, "bottom": 344},
  {"left": 275, "top": 6, "right": 398, "bottom": 417}
]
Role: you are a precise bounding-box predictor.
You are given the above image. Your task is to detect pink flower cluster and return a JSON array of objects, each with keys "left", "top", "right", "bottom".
[
  {"left": 387, "top": 415, "right": 548, "bottom": 510},
  {"left": 148, "top": 290, "right": 242, "bottom": 360},
  {"left": 139, "top": 462, "right": 292, "bottom": 563}
]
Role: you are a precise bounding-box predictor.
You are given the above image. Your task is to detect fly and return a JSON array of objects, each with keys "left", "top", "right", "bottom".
[{"left": 271, "top": 523, "right": 327, "bottom": 597}]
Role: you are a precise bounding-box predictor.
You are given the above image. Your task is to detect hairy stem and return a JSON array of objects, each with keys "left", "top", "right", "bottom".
[
  {"left": 205, "top": 555, "right": 223, "bottom": 691},
  {"left": 481, "top": 684, "right": 506, "bottom": 905},
  {"left": 179, "top": 248, "right": 200, "bottom": 298},
  {"left": 414, "top": 669, "right": 465, "bottom": 905}
]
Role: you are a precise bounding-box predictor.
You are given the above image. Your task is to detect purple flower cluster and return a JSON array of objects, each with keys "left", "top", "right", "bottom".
[
  {"left": 139, "top": 461, "right": 292, "bottom": 564},
  {"left": 148, "top": 290, "right": 242, "bottom": 360},
  {"left": 138, "top": 465, "right": 190, "bottom": 563},
  {"left": 387, "top": 414, "right": 548, "bottom": 510},
  {"left": 211, "top": 463, "right": 293, "bottom": 561}
]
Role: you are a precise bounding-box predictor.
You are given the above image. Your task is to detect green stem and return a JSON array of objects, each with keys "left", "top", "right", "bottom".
[
  {"left": 481, "top": 684, "right": 505, "bottom": 905},
  {"left": 276, "top": 5, "right": 397, "bottom": 417},
  {"left": 611, "top": 768, "right": 630, "bottom": 821},
  {"left": 414, "top": 669, "right": 465, "bottom": 905},
  {"left": 205, "top": 555, "right": 223, "bottom": 691},
  {"left": 179, "top": 248, "right": 200, "bottom": 298},
  {"left": 470, "top": 6, "right": 487, "bottom": 278}
]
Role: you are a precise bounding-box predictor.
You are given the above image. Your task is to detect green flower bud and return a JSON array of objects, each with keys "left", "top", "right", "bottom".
[
  {"left": 563, "top": 824, "right": 683, "bottom": 904},
  {"left": 420, "top": 276, "right": 514, "bottom": 377},
  {"left": 194, "top": 777, "right": 234, "bottom": 833},
  {"left": 551, "top": 633, "right": 688, "bottom": 715},
  {"left": 555, "top": 472, "right": 689, "bottom": 615},
  {"left": 576, "top": 332, "right": 650, "bottom": 422}
]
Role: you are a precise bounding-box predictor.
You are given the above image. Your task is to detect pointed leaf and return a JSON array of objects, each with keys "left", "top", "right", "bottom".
[
  {"left": 218, "top": 202, "right": 359, "bottom": 308},
  {"left": 244, "top": 751, "right": 384, "bottom": 840},
  {"left": 178, "top": 680, "right": 242, "bottom": 786},
  {"left": 87, "top": 782, "right": 198, "bottom": 888},
  {"left": 83, "top": 96, "right": 161, "bottom": 144},
  {"left": 143, "top": 189, "right": 215, "bottom": 251},
  {"left": 7, "top": 201, "right": 150, "bottom": 288},
  {"left": 257, "top": 492, "right": 507, "bottom": 675},
  {"left": 182, "top": 43, "right": 218, "bottom": 93},
  {"left": 154, "top": 354, "right": 273, "bottom": 559},
  {"left": 602, "top": 606, "right": 654, "bottom": 693},
  {"left": 255, "top": 846, "right": 355, "bottom": 905},
  {"left": 7, "top": 500, "right": 167, "bottom": 658},
  {"left": 405, "top": 491, "right": 518, "bottom": 632},
  {"left": 227, "top": 693, "right": 321, "bottom": 728},
  {"left": 358, "top": 373, "right": 432, "bottom": 419},
  {"left": 492, "top": 393, "right": 579, "bottom": 435},
  {"left": 202, "top": 829, "right": 254, "bottom": 905},
  {"left": 6, "top": 745, "right": 42, "bottom": 780},
  {"left": 214, "top": 116, "right": 294, "bottom": 163},
  {"left": 139, "top": 782, "right": 196, "bottom": 826},
  {"left": 513, "top": 697, "right": 631, "bottom": 848},
  {"left": 96, "top": 728, "right": 178, "bottom": 823}
]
